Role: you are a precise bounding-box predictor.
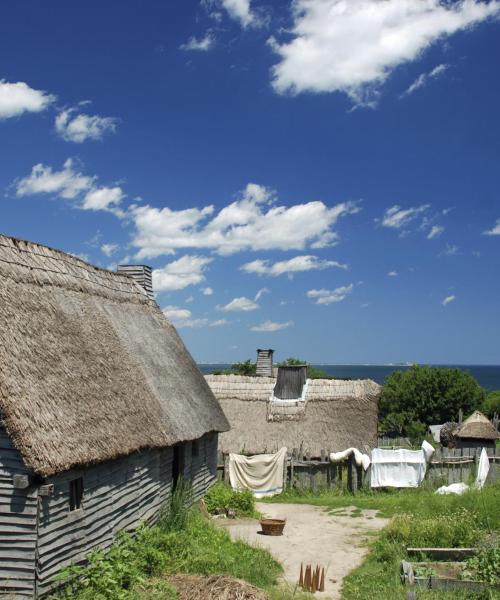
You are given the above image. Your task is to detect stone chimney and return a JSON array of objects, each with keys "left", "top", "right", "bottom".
[
  {"left": 256, "top": 349, "right": 274, "bottom": 377},
  {"left": 117, "top": 265, "right": 154, "bottom": 300}
]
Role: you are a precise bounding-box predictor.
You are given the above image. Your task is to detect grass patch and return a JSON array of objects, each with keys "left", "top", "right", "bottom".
[
  {"left": 270, "top": 484, "right": 499, "bottom": 529},
  {"left": 52, "top": 511, "right": 283, "bottom": 599}
]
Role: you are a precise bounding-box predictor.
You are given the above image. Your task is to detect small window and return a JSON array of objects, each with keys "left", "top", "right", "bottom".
[
  {"left": 69, "top": 477, "right": 83, "bottom": 511},
  {"left": 192, "top": 440, "right": 200, "bottom": 458}
]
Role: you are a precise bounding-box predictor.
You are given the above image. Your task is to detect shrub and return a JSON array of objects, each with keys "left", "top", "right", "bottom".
[
  {"left": 466, "top": 541, "right": 500, "bottom": 584},
  {"left": 482, "top": 390, "right": 500, "bottom": 418},
  {"left": 380, "top": 366, "right": 485, "bottom": 437},
  {"left": 204, "top": 482, "right": 256, "bottom": 517}
]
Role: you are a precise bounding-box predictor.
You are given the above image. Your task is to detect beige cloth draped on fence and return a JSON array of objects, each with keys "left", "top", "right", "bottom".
[{"left": 228, "top": 447, "right": 288, "bottom": 498}]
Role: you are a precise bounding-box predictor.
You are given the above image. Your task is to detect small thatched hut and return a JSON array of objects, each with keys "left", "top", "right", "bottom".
[
  {"left": 454, "top": 410, "right": 499, "bottom": 449},
  {"left": 205, "top": 366, "right": 380, "bottom": 457},
  {"left": 0, "top": 234, "right": 229, "bottom": 598}
]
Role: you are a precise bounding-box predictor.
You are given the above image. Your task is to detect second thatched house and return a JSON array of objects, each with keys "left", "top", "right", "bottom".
[
  {"left": 0, "top": 234, "right": 229, "bottom": 598},
  {"left": 454, "top": 410, "right": 499, "bottom": 449},
  {"left": 206, "top": 355, "right": 381, "bottom": 457}
]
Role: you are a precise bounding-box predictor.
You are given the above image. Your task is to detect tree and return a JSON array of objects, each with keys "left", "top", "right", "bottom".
[
  {"left": 483, "top": 390, "right": 500, "bottom": 418},
  {"left": 379, "top": 365, "right": 485, "bottom": 437},
  {"left": 211, "top": 359, "right": 256, "bottom": 376},
  {"left": 279, "top": 357, "right": 333, "bottom": 380}
]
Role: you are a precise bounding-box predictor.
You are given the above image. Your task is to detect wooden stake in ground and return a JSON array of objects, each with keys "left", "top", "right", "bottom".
[
  {"left": 304, "top": 565, "right": 311, "bottom": 591},
  {"left": 299, "top": 563, "right": 303, "bottom": 587},
  {"left": 319, "top": 567, "right": 325, "bottom": 592}
]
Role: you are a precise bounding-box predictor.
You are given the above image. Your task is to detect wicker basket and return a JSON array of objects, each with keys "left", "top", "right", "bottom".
[{"left": 260, "top": 518, "right": 286, "bottom": 536}]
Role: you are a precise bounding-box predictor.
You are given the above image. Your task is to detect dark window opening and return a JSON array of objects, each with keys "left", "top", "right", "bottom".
[
  {"left": 69, "top": 477, "right": 83, "bottom": 511},
  {"left": 172, "top": 444, "right": 185, "bottom": 491},
  {"left": 192, "top": 440, "right": 200, "bottom": 458}
]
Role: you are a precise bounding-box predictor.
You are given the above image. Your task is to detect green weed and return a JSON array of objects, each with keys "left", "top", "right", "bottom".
[{"left": 204, "top": 481, "right": 257, "bottom": 517}]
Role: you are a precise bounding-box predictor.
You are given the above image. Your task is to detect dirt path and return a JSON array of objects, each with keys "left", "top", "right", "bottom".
[{"left": 220, "top": 503, "right": 388, "bottom": 600}]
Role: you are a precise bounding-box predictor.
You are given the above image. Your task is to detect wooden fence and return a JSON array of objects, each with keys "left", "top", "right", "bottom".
[{"left": 217, "top": 447, "right": 499, "bottom": 493}]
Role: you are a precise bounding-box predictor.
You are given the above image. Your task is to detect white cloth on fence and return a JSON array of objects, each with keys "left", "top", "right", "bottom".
[
  {"left": 329, "top": 448, "right": 371, "bottom": 470},
  {"left": 476, "top": 447, "right": 490, "bottom": 489},
  {"left": 421, "top": 440, "right": 435, "bottom": 462},
  {"left": 370, "top": 441, "right": 433, "bottom": 488},
  {"left": 435, "top": 447, "right": 490, "bottom": 495},
  {"left": 228, "top": 447, "right": 287, "bottom": 498}
]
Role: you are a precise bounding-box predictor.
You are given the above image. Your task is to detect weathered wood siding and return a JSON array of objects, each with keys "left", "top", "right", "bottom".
[
  {"left": 0, "top": 425, "right": 37, "bottom": 599},
  {"left": 35, "top": 447, "right": 173, "bottom": 596},
  {"left": 183, "top": 433, "right": 218, "bottom": 501},
  {"left": 1, "top": 432, "right": 218, "bottom": 598}
]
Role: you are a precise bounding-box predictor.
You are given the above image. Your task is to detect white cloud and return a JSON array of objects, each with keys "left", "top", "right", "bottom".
[
  {"left": 0, "top": 79, "right": 55, "bottom": 119},
  {"left": 162, "top": 305, "right": 229, "bottom": 328},
  {"left": 483, "top": 219, "right": 500, "bottom": 235},
  {"left": 241, "top": 254, "right": 348, "bottom": 277},
  {"left": 131, "top": 183, "right": 360, "bottom": 259},
  {"left": 402, "top": 63, "right": 449, "bottom": 97},
  {"left": 180, "top": 32, "right": 216, "bottom": 51},
  {"left": 219, "top": 296, "right": 259, "bottom": 311},
  {"left": 153, "top": 255, "right": 212, "bottom": 292},
  {"left": 14, "top": 159, "right": 125, "bottom": 214},
  {"left": 163, "top": 306, "right": 193, "bottom": 321},
  {"left": 15, "top": 159, "right": 95, "bottom": 200},
  {"left": 427, "top": 225, "right": 444, "bottom": 239},
  {"left": 387, "top": 271, "right": 398, "bottom": 277},
  {"left": 83, "top": 186, "right": 124, "bottom": 211},
  {"left": 101, "top": 243, "right": 119, "bottom": 256},
  {"left": 269, "top": 0, "right": 500, "bottom": 105},
  {"left": 250, "top": 320, "right": 293, "bottom": 332},
  {"left": 55, "top": 107, "right": 118, "bottom": 143},
  {"left": 210, "top": 319, "right": 229, "bottom": 326},
  {"left": 442, "top": 295, "right": 456, "bottom": 306},
  {"left": 185, "top": 295, "right": 194, "bottom": 303},
  {"left": 381, "top": 205, "right": 429, "bottom": 229},
  {"left": 307, "top": 284, "right": 354, "bottom": 305},
  {"left": 441, "top": 243, "right": 458, "bottom": 256},
  {"left": 201, "top": 287, "right": 214, "bottom": 295},
  {"left": 254, "top": 287, "right": 269, "bottom": 301},
  {"left": 204, "top": 0, "right": 265, "bottom": 27}
]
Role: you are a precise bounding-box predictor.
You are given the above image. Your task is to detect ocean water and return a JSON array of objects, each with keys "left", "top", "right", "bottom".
[{"left": 198, "top": 364, "right": 500, "bottom": 390}]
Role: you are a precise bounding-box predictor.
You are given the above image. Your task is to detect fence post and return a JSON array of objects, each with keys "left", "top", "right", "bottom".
[
  {"left": 348, "top": 456, "right": 355, "bottom": 494},
  {"left": 223, "top": 454, "right": 230, "bottom": 484}
]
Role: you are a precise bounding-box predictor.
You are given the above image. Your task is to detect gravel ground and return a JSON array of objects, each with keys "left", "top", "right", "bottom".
[{"left": 219, "top": 502, "right": 388, "bottom": 600}]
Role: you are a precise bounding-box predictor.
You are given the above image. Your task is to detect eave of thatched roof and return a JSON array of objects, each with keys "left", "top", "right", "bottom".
[
  {"left": 205, "top": 374, "right": 381, "bottom": 455},
  {"left": 0, "top": 234, "right": 229, "bottom": 477},
  {"left": 455, "top": 410, "right": 499, "bottom": 440}
]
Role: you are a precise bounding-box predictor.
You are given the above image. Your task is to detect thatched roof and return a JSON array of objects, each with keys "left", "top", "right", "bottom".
[
  {"left": 205, "top": 374, "right": 380, "bottom": 456},
  {"left": 0, "top": 234, "right": 229, "bottom": 477},
  {"left": 455, "top": 411, "right": 499, "bottom": 440}
]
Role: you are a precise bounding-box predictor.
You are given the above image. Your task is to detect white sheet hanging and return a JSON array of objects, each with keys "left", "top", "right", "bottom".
[
  {"left": 476, "top": 447, "right": 490, "bottom": 489},
  {"left": 329, "top": 448, "right": 371, "bottom": 470},
  {"left": 371, "top": 447, "right": 427, "bottom": 488},
  {"left": 228, "top": 447, "right": 287, "bottom": 498}
]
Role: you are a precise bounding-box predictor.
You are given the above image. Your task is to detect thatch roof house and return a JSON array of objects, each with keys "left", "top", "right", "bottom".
[
  {"left": 206, "top": 366, "right": 380, "bottom": 457},
  {"left": 0, "top": 234, "right": 229, "bottom": 598},
  {"left": 454, "top": 410, "right": 499, "bottom": 449}
]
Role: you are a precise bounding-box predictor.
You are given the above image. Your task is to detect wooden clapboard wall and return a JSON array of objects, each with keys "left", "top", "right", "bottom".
[
  {"left": 0, "top": 424, "right": 37, "bottom": 598},
  {"left": 36, "top": 447, "right": 174, "bottom": 596},
  {"left": 0, "top": 431, "right": 219, "bottom": 598}
]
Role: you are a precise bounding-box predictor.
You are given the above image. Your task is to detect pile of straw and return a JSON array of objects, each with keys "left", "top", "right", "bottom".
[{"left": 168, "top": 575, "right": 268, "bottom": 600}]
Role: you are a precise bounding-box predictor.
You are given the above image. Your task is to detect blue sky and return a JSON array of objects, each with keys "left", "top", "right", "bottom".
[{"left": 1, "top": 0, "right": 499, "bottom": 364}]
